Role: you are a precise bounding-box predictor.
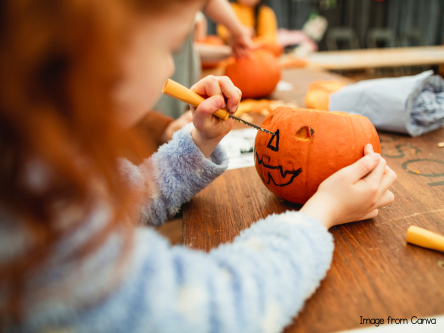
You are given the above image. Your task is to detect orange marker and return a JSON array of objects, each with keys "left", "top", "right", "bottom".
[{"left": 406, "top": 226, "right": 444, "bottom": 252}]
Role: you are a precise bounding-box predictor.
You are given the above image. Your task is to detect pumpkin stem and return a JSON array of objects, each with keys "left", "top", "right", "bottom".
[{"left": 295, "top": 126, "right": 314, "bottom": 142}]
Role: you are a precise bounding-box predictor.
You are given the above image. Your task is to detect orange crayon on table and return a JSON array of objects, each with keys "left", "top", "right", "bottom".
[
  {"left": 406, "top": 226, "right": 444, "bottom": 252},
  {"left": 162, "top": 79, "right": 275, "bottom": 136}
]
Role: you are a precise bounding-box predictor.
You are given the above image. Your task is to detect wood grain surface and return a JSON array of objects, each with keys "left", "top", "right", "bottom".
[{"left": 183, "top": 68, "right": 444, "bottom": 332}]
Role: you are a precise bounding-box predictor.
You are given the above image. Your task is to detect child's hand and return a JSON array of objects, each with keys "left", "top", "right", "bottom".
[
  {"left": 230, "top": 27, "right": 253, "bottom": 58},
  {"left": 300, "top": 144, "right": 397, "bottom": 229},
  {"left": 190, "top": 75, "right": 241, "bottom": 157}
]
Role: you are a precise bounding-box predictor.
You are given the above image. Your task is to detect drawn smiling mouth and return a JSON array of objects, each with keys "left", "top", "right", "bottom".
[
  {"left": 255, "top": 152, "right": 302, "bottom": 187},
  {"left": 255, "top": 128, "right": 302, "bottom": 187}
]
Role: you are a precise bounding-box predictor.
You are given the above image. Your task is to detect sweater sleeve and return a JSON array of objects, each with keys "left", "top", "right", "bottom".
[
  {"left": 118, "top": 123, "right": 228, "bottom": 227},
  {"left": 20, "top": 211, "right": 334, "bottom": 333},
  {"left": 102, "top": 212, "right": 334, "bottom": 333}
]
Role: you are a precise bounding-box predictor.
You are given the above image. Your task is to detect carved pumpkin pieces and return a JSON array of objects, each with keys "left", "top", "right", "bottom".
[
  {"left": 224, "top": 50, "right": 281, "bottom": 99},
  {"left": 254, "top": 107, "right": 381, "bottom": 204}
]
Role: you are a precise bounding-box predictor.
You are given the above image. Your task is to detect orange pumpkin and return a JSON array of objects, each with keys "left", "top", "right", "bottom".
[
  {"left": 254, "top": 107, "right": 381, "bottom": 204},
  {"left": 225, "top": 50, "right": 281, "bottom": 99},
  {"left": 305, "top": 80, "right": 346, "bottom": 110}
]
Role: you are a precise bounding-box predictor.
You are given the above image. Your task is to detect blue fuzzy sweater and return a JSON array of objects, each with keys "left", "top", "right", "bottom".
[{"left": 1, "top": 124, "right": 334, "bottom": 333}]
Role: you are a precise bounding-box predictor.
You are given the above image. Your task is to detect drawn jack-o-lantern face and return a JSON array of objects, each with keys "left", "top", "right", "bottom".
[{"left": 254, "top": 107, "right": 381, "bottom": 204}]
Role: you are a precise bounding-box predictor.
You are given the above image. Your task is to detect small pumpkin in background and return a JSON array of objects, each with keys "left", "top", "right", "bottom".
[
  {"left": 254, "top": 107, "right": 381, "bottom": 205},
  {"left": 305, "top": 80, "right": 346, "bottom": 110},
  {"left": 225, "top": 50, "right": 281, "bottom": 99}
]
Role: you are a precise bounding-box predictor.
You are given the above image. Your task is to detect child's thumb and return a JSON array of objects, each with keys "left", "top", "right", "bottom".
[
  {"left": 343, "top": 153, "right": 381, "bottom": 183},
  {"left": 196, "top": 95, "right": 225, "bottom": 118},
  {"left": 364, "top": 143, "right": 374, "bottom": 155}
]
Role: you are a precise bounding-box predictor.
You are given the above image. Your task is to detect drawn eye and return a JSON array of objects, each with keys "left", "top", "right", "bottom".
[{"left": 267, "top": 129, "right": 279, "bottom": 152}]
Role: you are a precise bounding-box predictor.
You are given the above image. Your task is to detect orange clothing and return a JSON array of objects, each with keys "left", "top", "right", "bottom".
[{"left": 217, "top": 3, "right": 277, "bottom": 42}]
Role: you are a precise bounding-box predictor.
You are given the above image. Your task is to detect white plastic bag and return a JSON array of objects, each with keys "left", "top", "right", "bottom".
[{"left": 329, "top": 71, "right": 444, "bottom": 136}]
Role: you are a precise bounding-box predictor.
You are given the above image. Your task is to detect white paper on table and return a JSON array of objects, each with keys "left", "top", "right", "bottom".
[
  {"left": 219, "top": 128, "right": 257, "bottom": 170},
  {"left": 276, "top": 80, "right": 294, "bottom": 92}
]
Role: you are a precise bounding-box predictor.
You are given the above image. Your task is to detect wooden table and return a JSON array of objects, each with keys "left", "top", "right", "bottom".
[
  {"left": 182, "top": 68, "right": 444, "bottom": 332},
  {"left": 308, "top": 46, "right": 444, "bottom": 70}
]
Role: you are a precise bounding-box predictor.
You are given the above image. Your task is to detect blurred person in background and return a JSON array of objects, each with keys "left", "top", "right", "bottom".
[{"left": 217, "top": 0, "right": 278, "bottom": 43}]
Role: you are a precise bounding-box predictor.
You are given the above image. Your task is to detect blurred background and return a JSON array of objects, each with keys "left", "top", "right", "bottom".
[{"left": 206, "top": 0, "right": 444, "bottom": 52}]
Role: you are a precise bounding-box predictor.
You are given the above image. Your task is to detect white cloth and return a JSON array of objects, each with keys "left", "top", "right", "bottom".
[{"left": 329, "top": 71, "right": 444, "bottom": 137}]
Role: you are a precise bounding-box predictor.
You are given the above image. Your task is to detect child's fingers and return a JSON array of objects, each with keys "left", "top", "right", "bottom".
[
  {"left": 362, "top": 156, "right": 386, "bottom": 187},
  {"left": 236, "top": 87, "right": 242, "bottom": 98},
  {"left": 191, "top": 76, "right": 241, "bottom": 114},
  {"left": 364, "top": 143, "right": 374, "bottom": 156},
  {"left": 340, "top": 153, "right": 381, "bottom": 184},
  {"left": 370, "top": 190, "right": 395, "bottom": 211},
  {"left": 191, "top": 76, "right": 224, "bottom": 103},
  {"left": 216, "top": 76, "right": 241, "bottom": 113},
  {"left": 358, "top": 209, "right": 379, "bottom": 221},
  {"left": 376, "top": 167, "right": 397, "bottom": 198},
  {"left": 194, "top": 95, "right": 225, "bottom": 125},
  {"left": 234, "top": 47, "right": 250, "bottom": 59}
]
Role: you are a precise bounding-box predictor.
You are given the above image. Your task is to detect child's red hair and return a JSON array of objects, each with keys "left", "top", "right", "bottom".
[{"left": 0, "top": 0, "right": 202, "bottom": 321}]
